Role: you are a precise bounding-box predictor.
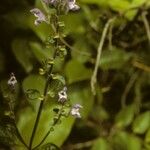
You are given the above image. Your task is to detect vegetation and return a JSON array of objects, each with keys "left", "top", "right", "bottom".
[{"left": 0, "top": 0, "right": 150, "bottom": 150}]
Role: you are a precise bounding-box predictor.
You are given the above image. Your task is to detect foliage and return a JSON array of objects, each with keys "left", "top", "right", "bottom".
[{"left": 0, "top": 0, "right": 150, "bottom": 150}]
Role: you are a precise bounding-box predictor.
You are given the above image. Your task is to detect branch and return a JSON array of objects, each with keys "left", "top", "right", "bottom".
[
  {"left": 141, "top": 11, "right": 150, "bottom": 43},
  {"left": 90, "top": 18, "right": 115, "bottom": 95},
  {"left": 121, "top": 71, "right": 139, "bottom": 108}
]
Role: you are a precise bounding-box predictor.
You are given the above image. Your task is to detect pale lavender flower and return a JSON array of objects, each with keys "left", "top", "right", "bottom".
[
  {"left": 30, "top": 8, "right": 47, "bottom": 26},
  {"left": 42, "top": 0, "right": 80, "bottom": 11},
  {"left": 58, "top": 87, "right": 67, "bottom": 103},
  {"left": 7, "top": 73, "right": 17, "bottom": 89},
  {"left": 70, "top": 104, "right": 83, "bottom": 118},
  {"left": 67, "top": 0, "right": 80, "bottom": 11}
]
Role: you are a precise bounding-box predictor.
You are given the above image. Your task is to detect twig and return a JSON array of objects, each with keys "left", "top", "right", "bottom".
[
  {"left": 67, "top": 139, "right": 97, "bottom": 150},
  {"left": 108, "top": 22, "right": 113, "bottom": 50},
  {"left": 132, "top": 60, "right": 150, "bottom": 72},
  {"left": 59, "top": 36, "right": 91, "bottom": 57},
  {"left": 90, "top": 18, "right": 115, "bottom": 95},
  {"left": 121, "top": 71, "right": 139, "bottom": 108},
  {"left": 141, "top": 11, "right": 150, "bottom": 43},
  {"left": 134, "top": 75, "right": 143, "bottom": 114}
]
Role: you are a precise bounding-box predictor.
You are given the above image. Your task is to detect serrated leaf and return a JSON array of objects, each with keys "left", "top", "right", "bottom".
[
  {"left": 65, "top": 60, "right": 92, "bottom": 84},
  {"left": 12, "top": 39, "right": 33, "bottom": 73},
  {"left": 115, "top": 104, "right": 135, "bottom": 128},
  {"left": 132, "top": 111, "right": 150, "bottom": 134}
]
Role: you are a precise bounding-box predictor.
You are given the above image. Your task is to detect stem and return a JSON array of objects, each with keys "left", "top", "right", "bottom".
[
  {"left": 141, "top": 11, "right": 150, "bottom": 43},
  {"left": 29, "top": 11, "right": 60, "bottom": 150},
  {"left": 14, "top": 123, "right": 29, "bottom": 149},
  {"left": 32, "top": 105, "right": 64, "bottom": 150},
  {"left": 121, "top": 71, "right": 138, "bottom": 108},
  {"left": 90, "top": 18, "right": 115, "bottom": 95},
  {"left": 28, "top": 55, "right": 56, "bottom": 150}
]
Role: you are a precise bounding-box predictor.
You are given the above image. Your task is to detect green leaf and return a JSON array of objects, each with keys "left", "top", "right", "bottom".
[
  {"left": 30, "top": 42, "right": 52, "bottom": 64},
  {"left": 62, "top": 13, "right": 85, "bottom": 34},
  {"left": 112, "top": 131, "right": 141, "bottom": 150},
  {"left": 12, "top": 39, "right": 33, "bottom": 73},
  {"left": 52, "top": 74, "right": 66, "bottom": 85},
  {"left": 108, "top": 0, "right": 130, "bottom": 12},
  {"left": 145, "top": 128, "right": 150, "bottom": 149},
  {"left": 91, "top": 138, "right": 109, "bottom": 150},
  {"left": 22, "top": 74, "right": 46, "bottom": 95},
  {"left": 132, "top": 111, "right": 150, "bottom": 134},
  {"left": 71, "top": 38, "right": 92, "bottom": 63},
  {"left": 80, "top": 0, "right": 109, "bottom": 6},
  {"left": 40, "top": 143, "right": 60, "bottom": 150},
  {"left": 65, "top": 60, "right": 92, "bottom": 84},
  {"left": 16, "top": 106, "right": 74, "bottom": 149},
  {"left": 145, "top": 127, "right": 150, "bottom": 144},
  {"left": 69, "top": 85, "right": 94, "bottom": 118},
  {"left": 115, "top": 104, "right": 135, "bottom": 128},
  {"left": 18, "top": 75, "right": 75, "bottom": 149},
  {"left": 100, "top": 48, "right": 133, "bottom": 70},
  {"left": 30, "top": 42, "right": 63, "bottom": 72},
  {"left": 22, "top": 74, "right": 45, "bottom": 109}
]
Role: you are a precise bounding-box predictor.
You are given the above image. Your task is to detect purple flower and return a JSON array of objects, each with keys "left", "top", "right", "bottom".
[
  {"left": 30, "top": 8, "right": 47, "bottom": 26},
  {"left": 58, "top": 87, "right": 67, "bottom": 103},
  {"left": 67, "top": 0, "right": 80, "bottom": 11},
  {"left": 7, "top": 73, "right": 17, "bottom": 89},
  {"left": 70, "top": 104, "right": 83, "bottom": 118},
  {"left": 42, "top": 0, "right": 80, "bottom": 12}
]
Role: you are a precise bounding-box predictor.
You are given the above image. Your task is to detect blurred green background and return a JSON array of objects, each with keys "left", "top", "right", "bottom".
[{"left": 0, "top": 0, "right": 150, "bottom": 149}]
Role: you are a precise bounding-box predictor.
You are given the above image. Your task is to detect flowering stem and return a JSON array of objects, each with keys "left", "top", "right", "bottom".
[
  {"left": 28, "top": 52, "right": 57, "bottom": 150},
  {"left": 28, "top": 15, "right": 59, "bottom": 150},
  {"left": 32, "top": 105, "right": 64, "bottom": 150}
]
